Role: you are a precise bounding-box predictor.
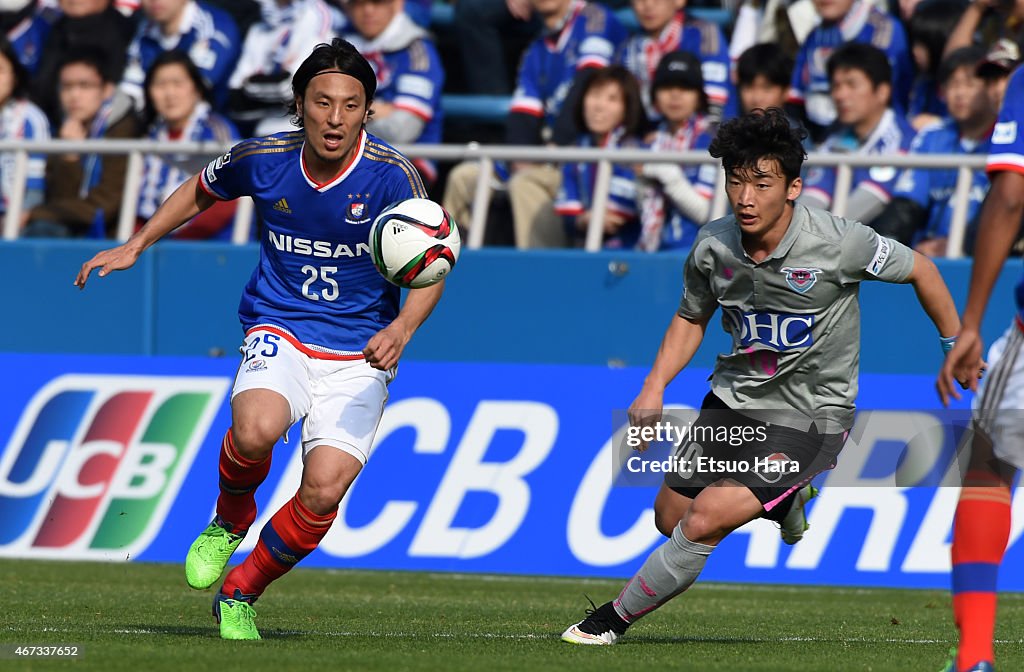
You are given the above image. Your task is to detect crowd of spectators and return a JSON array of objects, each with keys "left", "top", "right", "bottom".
[{"left": 1, "top": 0, "right": 1020, "bottom": 253}]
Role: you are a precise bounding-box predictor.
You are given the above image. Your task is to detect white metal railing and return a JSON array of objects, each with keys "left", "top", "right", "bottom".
[{"left": 0, "top": 139, "right": 989, "bottom": 258}]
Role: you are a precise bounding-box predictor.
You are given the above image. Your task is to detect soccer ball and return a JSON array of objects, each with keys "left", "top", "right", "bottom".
[{"left": 368, "top": 198, "right": 461, "bottom": 289}]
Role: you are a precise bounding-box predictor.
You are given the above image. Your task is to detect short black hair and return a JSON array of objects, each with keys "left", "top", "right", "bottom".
[
  {"left": 827, "top": 42, "right": 893, "bottom": 90},
  {"left": 0, "top": 37, "right": 30, "bottom": 101},
  {"left": 58, "top": 48, "right": 115, "bottom": 84},
  {"left": 736, "top": 43, "right": 794, "bottom": 88},
  {"left": 937, "top": 45, "right": 986, "bottom": 85},
  {"left": 143, "top": 50, "right": 211, "bottom": 125},
  {"left": 909, "top": 0, "right": 969, "bottom": 78},
  {"left": 708, "top": 107, "right": 807, "bottom": 183},
  {"left": 287, "top": 38, "right": 377, "bottom": 127},
  {"left": 572, "top": 65, "right": 647, "bottom": 138}
]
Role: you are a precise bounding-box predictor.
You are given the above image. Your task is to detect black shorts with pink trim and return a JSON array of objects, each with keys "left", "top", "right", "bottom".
[{"left": 665, "top": 393, "right": 845, "bottom": 523}]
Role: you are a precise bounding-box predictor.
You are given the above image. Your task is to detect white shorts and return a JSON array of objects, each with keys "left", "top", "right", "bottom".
[
  {"left": 972, "top": 320, "right": 1024, "bottom": 471},
  {"left": 231, "top": 327, "right": 394, "bottom": 464}
]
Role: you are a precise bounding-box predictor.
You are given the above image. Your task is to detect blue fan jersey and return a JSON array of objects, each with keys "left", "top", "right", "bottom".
[
  {"left": 619, "top": 12, "right": 736, "bottom": 120},
  {"left": 986, "top": 68, "right": 1024, "bottom": 323},
  {"left": 199, "top": 130, "right": 428, "bottom": 355},
  {"left": 891, "top": 119, "right": 991, "bottom": 239},
  {"left": 121, "top": 1, "right": 240, "bottom": 110},
  {"left": 644, "top": 117, "right": 717, "bottom": 250},
  {"left": 555, "top": 130, "right": 640, "bottom": 249},
  {"left": 802, "top": 109, "right": 915, "bottom": 208},
  {"left": 788, "top": 0, "right": 912, "bottom": 129},
  {"left": 510, "top": 0, "right": 627, "bottom": 130}
]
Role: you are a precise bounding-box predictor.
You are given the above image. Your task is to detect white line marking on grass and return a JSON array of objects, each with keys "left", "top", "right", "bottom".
[{"left": 4, "top": 625, "right": 1021, "bottom": 646}]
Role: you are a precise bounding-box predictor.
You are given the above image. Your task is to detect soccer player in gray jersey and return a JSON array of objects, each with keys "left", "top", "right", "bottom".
[{"left": 562, "top": 107, "right": 966, "bottom": 646}]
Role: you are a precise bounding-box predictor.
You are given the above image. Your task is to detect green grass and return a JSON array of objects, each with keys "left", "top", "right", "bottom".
[{"left": 0, "top": 560, "right": 1022, "bottom": 671}]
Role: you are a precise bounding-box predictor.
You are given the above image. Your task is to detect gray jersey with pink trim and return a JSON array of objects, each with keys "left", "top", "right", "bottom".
[{"left": 678, "top": 203, "right": 914, "bottom": 431}]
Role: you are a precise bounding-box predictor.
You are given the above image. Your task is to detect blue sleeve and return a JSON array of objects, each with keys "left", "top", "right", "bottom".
[
  {"left": 510, "top": 44, "right": 544, "bottom": 117},
  {"left": 886, "top": 21, "right": 913, "bottom": 114},
  {"left": 988, "top": 68, "right": 1024, "bottom": 175},
  {"left": 788, "top": 39, "right": 810, "bottom": 104},
  {"left": 199, "top": 12, "right": 242, "bottom": 108},
  {"left": 696, "top": 22, "right": 736, "bottom": 119},
  {"left": 691, "top": 129, "right": 718, "bottom": 196},
  {"left": 23, "top": 103, "right": 49, "bottom": 192},
  {"left": 802, "top": 165, "right": 836, "bottom": 207},
  {"left": 392, "top": 40, "right": 444, "bottom": 123},
  {"left": 608, "top": 163, "right": 638, "bottom": 217},
  {"left": 891, "top": 128, "right": 932, "bottom": 207},
  {"left": 555, "top": 162, "right": 582, "bottom": 214},
  {"left": 199, "top": 139, "right": 257, "bottom": 201}
]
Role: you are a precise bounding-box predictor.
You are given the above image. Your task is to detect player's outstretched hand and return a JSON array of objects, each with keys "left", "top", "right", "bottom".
[
  {"left": 627, "top": 386, "right": 664, "bottom": 452},
  {"left": 74, "top": 242, "right": 143, "bottom": 290},
  {"left": 936, "top": 329, "right": 987, "bottom": 406},
  {"left": 363, "top": 323, "right": 411, "bottom": 371}
]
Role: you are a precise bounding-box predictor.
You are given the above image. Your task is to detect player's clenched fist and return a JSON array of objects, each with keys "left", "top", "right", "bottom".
[
  {"left": 627, "top": 387, "right": 664, "bottom": 452},
  {"left": 362, "top": 322, "right": 411, "bottom": 371}
]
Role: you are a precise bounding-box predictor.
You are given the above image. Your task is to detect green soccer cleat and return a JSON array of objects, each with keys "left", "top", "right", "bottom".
[
  {"left": 214, "top": 590, "right": 261, "bottom": 640},
  {"left": 185, "top": 518, "right": 245, "bottom": 590},
  {"left": 779, "top": 485, "right": 819, "bottom": 545},
  {"left": 939, "top": 648, "right": 995, "bottom": 672}
]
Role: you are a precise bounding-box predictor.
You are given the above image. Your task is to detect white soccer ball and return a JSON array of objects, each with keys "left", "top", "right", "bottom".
[{"left": 368, "top": 198, "right": 461, "bottom": 288}]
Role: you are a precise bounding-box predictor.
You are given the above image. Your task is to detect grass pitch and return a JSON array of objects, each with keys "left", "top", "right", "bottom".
[{"left": 1, "top": 559, "right": 1022, "bottom": 672}]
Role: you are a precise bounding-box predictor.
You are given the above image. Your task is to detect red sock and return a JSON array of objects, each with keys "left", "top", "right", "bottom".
[
  {"left": 951, "top": 472, "right": 1011, "bottom": 672},
  {"left": 216, "top": 429, "right": 271, "bottom": 534},
  {"left": 221, "top": 494, "right": 336, "bottom": 601}
]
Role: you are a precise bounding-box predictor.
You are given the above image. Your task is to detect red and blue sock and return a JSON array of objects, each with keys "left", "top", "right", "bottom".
[
  {"left": 951, "top": 471, "right": 1011, "bottom": 671},
  {"left": 216, "top": 429, "right": 271, "bottom": 535},
  {"left": 221, "top": 494, "right": 336, "bottom": 601}
]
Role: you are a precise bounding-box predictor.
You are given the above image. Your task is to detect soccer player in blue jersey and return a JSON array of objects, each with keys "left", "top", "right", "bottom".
[
  {"left": 936, "top": 66, "right": 1024, "bottom": 672},
  {"left": 74, "top": 38, "right": 444, "bottom": 641}
]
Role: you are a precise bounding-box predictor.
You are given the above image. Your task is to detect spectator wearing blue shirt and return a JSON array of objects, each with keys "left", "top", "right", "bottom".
[
  {"left": 227, "top": 0, "right": 345, "bottom": 136},
  {"left": 0, "top": 36, "right": 48, "bottom": 217},
  {"left": 787, "top": 0, "right": 913, "bottom": 144},
  {"left": 799, "top": 42, "right": 915, "bottom": 226},
  {"left": 2, "top": 0, "right": 58, "bottom": 73},
  {"left": 30, "top": 0, "right": 136, "bottom": 126},
  {"left": 874, "top": 46, "right": 1003, "bottom": 256},
  {"left": 554, "top": 65, "right": 646, "bottom": 249},
  {"left": 636, "top": 50, "right": 717, "bottom": 251},
  {"left": 905, "top": 0, "right": 966, "bottom": 130},
  {"left": 443, "top": 0, "right": 627, "bottom": 248},
  {"left": 138, "top": 50, "right": 239, "bottom": 239},
  {"left": 342, "top": 0, "right": 444, "bottom": 186},
  {"left": 22, "top": 49, "right": 141, "bottom": 238},
  {"left": 120, "top": 0, "right": 241, "bottom": 112},
  {"left": 735, "top": 43, "right": 794, "bottom": 115},
  {"left": 619, "top": 0, "right": 735, "bottom": 121}
]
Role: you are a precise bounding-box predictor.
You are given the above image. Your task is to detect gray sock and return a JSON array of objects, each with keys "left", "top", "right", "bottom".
[{"left": 612, "top": 525, "right": 714, "bottom": 623}]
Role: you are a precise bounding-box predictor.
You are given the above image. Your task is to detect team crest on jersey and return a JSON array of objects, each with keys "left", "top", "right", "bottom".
[
  {"left": 350, "top": 202, "right": 365, "bottom": 219},
  {"left": 781, "top": 267, "right": 821, "bottom": 294}
]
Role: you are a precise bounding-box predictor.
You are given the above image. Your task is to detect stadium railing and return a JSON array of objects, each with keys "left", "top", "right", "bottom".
[{"left": 0, "top": 139, "right": 985, "bottom": 258}]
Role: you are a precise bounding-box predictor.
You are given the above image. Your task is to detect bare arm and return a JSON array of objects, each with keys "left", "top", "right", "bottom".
[
  {"left": 938, "top": 170, "right": 1024, "bottom": 402},
  {"left": 628, "top": 312, "right": 712, "bottom": 434},
  {"left": 74, "top": 173, "right": 217, "bottom": 288},
  {"left": 942, "top": 2, "right": 986, "bottom": 60},
  {"left": 904, "top": 250, "right": 960, "bottom": 338},
  {"left": 363, "top": 280, "right": 446, "bottom": 371}
]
